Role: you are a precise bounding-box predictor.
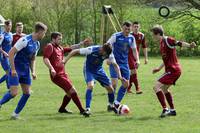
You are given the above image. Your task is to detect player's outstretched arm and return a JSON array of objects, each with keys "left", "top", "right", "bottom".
[
  {"left": 70, "top": 38, "right": 93, "bottom": 49},
  {"left": 152, "top": 63, "right": 164, "bottom": 74},
  {"left": 181, "top": 42, "right": 196, "bottom": 48},
  {"left": 9, "top": 47, "right": 18, "bottom": 77},
  {"left": 64, "top": 49, "right": 80, "bottom": 64}
]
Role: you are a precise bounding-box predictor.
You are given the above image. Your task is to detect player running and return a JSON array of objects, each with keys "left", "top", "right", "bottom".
[
  {"left": 12, "top": 22, "right": 26, "bottom": 46},
  {"left": 128, "top": 21, "right": 148, "bottom": 94},
  {"left": 0, "top": 22, "right": 47, "bottom": 120},
  {"left": 0, "top": 20, "right": 13, "bottom": 89},
  {"left": 108, "top": 21, "right": 140, "bottom": 112},
  {"left": 43, "top": 32, "right": 91, "bottom": 117},
  {"left": 151, "top": 25, "right": 196, "bottom": 118},
  {"left": 64, "top": 44, "right": 123, "bottom": 116}
]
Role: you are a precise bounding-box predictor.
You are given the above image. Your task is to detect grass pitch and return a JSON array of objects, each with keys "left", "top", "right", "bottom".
[{"left": 0, "top": 56, "right": 199, "bottom": 133}]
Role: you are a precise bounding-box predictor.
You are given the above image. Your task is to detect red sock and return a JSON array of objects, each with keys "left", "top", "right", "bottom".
[
  {"left": 156, "top": 91, "right": 167, "bottom": 109},
  {"left": 60, "top": 95, "right": 71, "bottom": 110},
  {"left": 165, "top": 92, "right": 174, "bottom": 109},
  {"left": 132, "top": 74, "right": 139, "bottom": 91},
  {"left": 71, "top": 92, "right": 84, "bottom": 112},
  {"left": 128, "top": 75, "right": 133, "bottom": 91}
]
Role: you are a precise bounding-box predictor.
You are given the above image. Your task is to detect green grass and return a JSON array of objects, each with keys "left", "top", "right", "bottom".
[{"left": 0, "top": 57, "right": 199, "bottom": 133}]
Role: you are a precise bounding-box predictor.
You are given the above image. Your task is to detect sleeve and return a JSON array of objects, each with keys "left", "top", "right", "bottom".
[
  {"left": 130, "top": 36, "right": 137, "bottom": 49},
  {"left": 0, "top": 34, "right": 4, "bottom": 46},
  {"left": 108, "top": 53, "right": 116, "bottom": 64},
  {"left": 142, "top": 35, "right": 147, "bottom": 48},
  {"left": 166, "top": 37, "right": 182, "bottom": 47},
  {"left": 63, "top": 47, "right": 72, "bottom": 53},
  {"left": 14, "top": 37, "right": 28, "bottom": 51},
  {"left": 79, "top": 47, "right": 93, "bottom": 55},
  {"left": 107, "top": 34, "right": 116, "bottom": 45},
  {"left": 43, "top": 44, "right": 53, "bottom": 58}
]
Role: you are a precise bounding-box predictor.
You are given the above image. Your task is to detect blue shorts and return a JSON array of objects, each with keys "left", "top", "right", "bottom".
[
  {"left": 83, "top": 67, "right": 111, "bottom": 87},
  {"left": 8, "top": 68, "right": 32, "bottom": 86},
  {"left": 1, "top": 56, "right": 10, "bottom": 71},
  {"left": 109, "top": 64, "right": 130, "bottom": 80}
]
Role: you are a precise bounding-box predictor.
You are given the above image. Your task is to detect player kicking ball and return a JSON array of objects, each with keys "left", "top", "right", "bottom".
[
  {"left": 0, "top": 22, "right": 47, "bottom": 120},
  {"left": 43, "top": 32, "right": 91, "bottom": 117},
  {"left": 64, "top": 43, "right": 124, "bottom": 116},
  {"left": 107, "top": 21, "right": 140, "bottom": 113},
  {"left": 151, "top": 25, "right": 196, "bottom": 118}
]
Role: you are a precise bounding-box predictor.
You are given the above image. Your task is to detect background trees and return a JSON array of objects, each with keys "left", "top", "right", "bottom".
[{"left": 0, "top": 0, "right": 199, "bottom": 55}]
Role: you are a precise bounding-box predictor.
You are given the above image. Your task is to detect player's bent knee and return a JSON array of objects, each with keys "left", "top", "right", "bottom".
[
  {"left": 69, "top": 87, "right": 77, "bottom": 94},
  {"left": 106, "top": 86, "right": 114, "bottom": 93},
  {"left": 10, "top": 90, "right": 18, "bottom": 97},
  {"left": 122, "top": 81, "right": 129, "bottom": 89},
  {"left": 87, "top": 85, "right": 94, "bottom": 90},
  {"left": 153, "top": 86, "right": 161, "bottom": 93}
]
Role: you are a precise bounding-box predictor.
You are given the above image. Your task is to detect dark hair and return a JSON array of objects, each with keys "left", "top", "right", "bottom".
[
  {"left": 122, "top": 21, "right": 132, "bottom": 27},
  {"left": 16, "top": 22, "right": 23, "bottom": 27},
  {"left": 103, "top": 43, "right": 112, "bottom": 56},
  {"left": 4, "top": 19, "right": 12, "bottom": 26},
  {"left": 51, "top": 32, "right": 62, "bottom": 40},
  {"left": 132, "top": 21, "right": 139, "bottom": 25},
  {"left": 35, "top": 22, "right": 47, "bottom": 33},
  {"left": 151, "top": 25, "right": 164, "bottom": 36}
]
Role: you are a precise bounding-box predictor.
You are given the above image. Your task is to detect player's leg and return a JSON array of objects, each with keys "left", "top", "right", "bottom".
[
  {"left": 104, "top": 85, "right": 115, "bottom": 112},
  {"left": 0, "top": 71, "right": 19, "bottom": 108},
  {"left": 0, "top": 86, "right": 18, "bottom": 109},
  {"left": 128, "top": 68, "right": 142, "bottom": 94},
  {"left": 11, "top": 83, "right": 31, "bottom": 119},
  {"left": 109, "top": 64, "right": 118, "bottom": 92},
  {"left": 153, "top": 81, "right": 170, "bottom": 117},
  {"left": 162, "top": 86, "right": 176, "bottom": 116},
  {"left": 114, "top": 67, "right": 129, "bottom": 110},
  {"left": 58, "top": 93, "right": 72, "bottom": 114},
  {"left": 52, "top": 75, "right": 87, "bottom": 115},
  {"left": 156, "top": 71, "right": 181, "bottom": 117},
  {"left": 85, "top": 81, "right": 94, "bottom": 114},
  {"left": 0, "top": 57, "right": 10, "bottom": 89},
  {"left": 84, "top": 68, "right": 95, "bottom": 113},
  {"left": 94, "top": 69, "right": 115, "bottom": 112}
]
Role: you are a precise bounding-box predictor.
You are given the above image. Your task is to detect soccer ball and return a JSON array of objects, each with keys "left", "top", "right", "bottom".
[{"left": 118, "top": 104, "right": 130, "bottom": 115}]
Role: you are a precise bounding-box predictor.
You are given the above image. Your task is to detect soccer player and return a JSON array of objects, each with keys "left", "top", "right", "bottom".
[
  {"left": 12, "top": 22, "right": 26, "bottom": 46},
  {"left": 128, "top": 21, "right": 148, "bottom": 94},
  {"left": 43, "top": 32, "right": 91, "bottom": 117},
  {"left": 0, "top": 20, "right": 13, "bottom": 89},
  {"left": 151, "top": 25, "right": 196, "bottom": 117},
  {"left": 108, "top": 21, "right": 140, "bottom": 112},
  {"left": 64, "top": 44, "right": 124, "bottom": 116},
  {"left": 0, "top": 22, "right": 47, "bottom": 119}
]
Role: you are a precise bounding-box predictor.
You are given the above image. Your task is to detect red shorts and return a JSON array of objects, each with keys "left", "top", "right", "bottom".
[
  {"left": 51, "top": 73, "right": 73, "bottom": 93},
  {"left": 158, "top": 71, "right": 181, "bottom": 85}
]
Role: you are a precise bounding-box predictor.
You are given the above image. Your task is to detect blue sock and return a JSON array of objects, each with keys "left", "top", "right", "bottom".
[
  {"left": 108, "top": 92, "right": 115, "bottom": 104},
  {"left": 6, "top": 76, "right": 10, "bottom": 89},
  {"left": 0, "top": 91, "right": 14, "bottom": 105},
  {"left": 116, "top": 86, "right": 127, "bottom": 103},
  {"left": 15, "top": 94, "right": 30, "bottom": 114},
  {"left": 0, "top": 74, "right": 7, "bottom": 84},
  {"left": 85, "top": 89, "right": 92, "bottom": 109}
]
